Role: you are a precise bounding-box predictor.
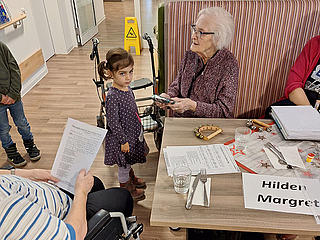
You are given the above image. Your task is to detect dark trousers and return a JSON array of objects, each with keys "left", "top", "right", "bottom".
[{"left": 62, "top": 176, "right": 133, "bottom": 220}]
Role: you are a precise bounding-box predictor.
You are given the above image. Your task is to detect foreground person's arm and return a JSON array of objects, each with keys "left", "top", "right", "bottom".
[
  {"left": 288, "top": 87, "right": 311, "bottom": 105},
  {"left": 0, "top": 168, "right": 59, "bottom": 182},
  {"left": 65, "top": 169, "right": 94, "bottom": 240}
]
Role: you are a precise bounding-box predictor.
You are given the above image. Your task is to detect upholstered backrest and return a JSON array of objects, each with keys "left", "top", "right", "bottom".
[{"left": 164, "top": 0, "right": 320, "bottom": 118}]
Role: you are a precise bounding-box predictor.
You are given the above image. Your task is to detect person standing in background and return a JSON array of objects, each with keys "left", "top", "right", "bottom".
[{"left": 0, "top": 41, "right": 40, "bottom": 167}]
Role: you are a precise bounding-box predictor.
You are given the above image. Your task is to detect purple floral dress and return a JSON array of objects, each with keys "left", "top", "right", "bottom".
[{"left": 104, "top": 87, "right": 146, "bottom": 167}]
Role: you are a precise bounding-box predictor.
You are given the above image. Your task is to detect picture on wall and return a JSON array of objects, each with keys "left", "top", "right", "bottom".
[{"left": 0, "top": 0, "right": 11, "bottom": 25}]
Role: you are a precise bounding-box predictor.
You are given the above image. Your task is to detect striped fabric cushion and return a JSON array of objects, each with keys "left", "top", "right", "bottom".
[{"left": 164, "top": 0, "right": 320, "bottom": 118}]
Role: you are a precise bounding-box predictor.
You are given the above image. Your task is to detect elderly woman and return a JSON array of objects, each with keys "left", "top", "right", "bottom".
[{"left": 159, "top": 7, "right": 239, "bottom": 118}]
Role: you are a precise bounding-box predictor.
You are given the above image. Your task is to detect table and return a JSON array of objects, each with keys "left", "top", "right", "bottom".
[{"left": 150, "top": 117, "right": 320, "bottom": 236}]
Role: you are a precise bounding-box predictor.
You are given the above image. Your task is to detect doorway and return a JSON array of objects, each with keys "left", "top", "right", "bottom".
[{"left": 72, "top": 0, "right": 98, "bottom": 45}]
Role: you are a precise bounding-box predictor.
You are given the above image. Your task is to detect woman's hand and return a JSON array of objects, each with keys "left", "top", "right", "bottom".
[
  {"left": 16, "top": 169, "right": 59, "bottom": 183},
  {"left": 74, "top": 169, "right": 94, "bottom": 197},
  {"left": 155, "top": 93, "right": 172, "bottom": 109},
  {"left": 169, "top": 98, "right": 197, "bottom": 113},
  {"left": 121, "top": 142, "right": 130, "bottom": 153}
]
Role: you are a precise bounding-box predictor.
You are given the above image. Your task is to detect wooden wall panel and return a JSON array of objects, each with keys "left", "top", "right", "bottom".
[{"left": 19, "top": 49, "right": 45, "bottom": 82}]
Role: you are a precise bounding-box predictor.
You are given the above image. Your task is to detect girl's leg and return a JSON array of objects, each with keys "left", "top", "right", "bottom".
[
  {"left": 118, "top": 164, "right": 131, "bottom": 183},
  {"left": 129, "top": 168, "right": 146, "bottom": 189},
  {"left": 119, "top": 165, "right": 145, "bottom": 201}
]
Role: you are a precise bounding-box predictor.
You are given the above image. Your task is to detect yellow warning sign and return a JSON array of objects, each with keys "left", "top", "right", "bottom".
[
  {"left": 126, "top": 27, "right": 137, "bottom": 38},
  {"left": 124, "top": 17, "right": 141, "bottom": 55}
]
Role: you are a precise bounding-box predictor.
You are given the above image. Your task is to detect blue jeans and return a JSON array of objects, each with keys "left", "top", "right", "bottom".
[{"left": 0, "top": 100, "right": 33, "bottom": 149}]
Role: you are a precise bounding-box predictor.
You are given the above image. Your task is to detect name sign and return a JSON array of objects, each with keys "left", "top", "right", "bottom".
[{"left": 242, "top": 173, "right": 320, "bottom": 215}]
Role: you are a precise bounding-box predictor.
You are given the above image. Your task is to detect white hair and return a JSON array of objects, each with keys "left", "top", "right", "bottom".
[{"left": 197, "top": 7, "right": 235, "bottom": 50}]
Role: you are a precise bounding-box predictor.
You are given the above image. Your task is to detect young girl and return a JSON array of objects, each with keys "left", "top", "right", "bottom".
[{"left": 98, "top": 48, "right": 147, "bottom": 201}]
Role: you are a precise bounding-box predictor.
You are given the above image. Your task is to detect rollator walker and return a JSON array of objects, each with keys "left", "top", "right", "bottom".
[{"left": 90, "top": 33, "right": 164, "bottom": 150}]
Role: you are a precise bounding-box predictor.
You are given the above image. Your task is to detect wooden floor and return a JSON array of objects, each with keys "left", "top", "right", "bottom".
[{"left": 0, "top": 0, "right": 185, "bottom": 239}]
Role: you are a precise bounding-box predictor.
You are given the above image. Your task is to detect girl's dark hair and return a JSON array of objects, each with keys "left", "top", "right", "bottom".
[{"left": 98, "top": 48, "right": 134, "bottom": 80}]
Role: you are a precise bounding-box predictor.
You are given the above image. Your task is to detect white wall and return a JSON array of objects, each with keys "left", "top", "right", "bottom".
[
  {"left": 93, "top": 0, "right": 105, "bottom": 24},
  {"left": 0, "top": 0, "right": 104, "bottom": 94},
  {"left": 0, "top": 0, "right": 48, "bottom": 96},
  {"left": 58, "top": 0, "right": 77, "bottom": 53},
  {"left": 44, "top": 0, "right": 77, "bottom": 54},
  {"left": 0, "top": 0, "right": 79, "bottom": 94},
  {"left": 29, "top": 0, "right": 55, "bottom": 61},
  {"left": 0, "top": 0, "right": 42, "bottom": 64}
]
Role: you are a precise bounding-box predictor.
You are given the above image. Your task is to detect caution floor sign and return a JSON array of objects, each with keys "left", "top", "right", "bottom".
[{"left": 124, "top": 17, "right": 141, "bottom": 55}]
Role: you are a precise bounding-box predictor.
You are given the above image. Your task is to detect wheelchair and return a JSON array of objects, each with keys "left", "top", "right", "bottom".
[
  {"left": 85, "top": 209, "right": 143, "bottom": 240},
  {"left": 90, "top": 34, "right": 164, "bottom": 151}
]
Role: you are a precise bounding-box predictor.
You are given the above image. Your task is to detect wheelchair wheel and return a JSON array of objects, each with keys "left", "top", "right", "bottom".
[{"left": 154, "top": 127, "right": 163, "bottom": 151}]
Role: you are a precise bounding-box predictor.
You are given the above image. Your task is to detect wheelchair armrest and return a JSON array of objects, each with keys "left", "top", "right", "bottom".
[
  {"left": 85, "top": 210, "right": 143, "bottom": 240},
  {"left": 85, "top": 209, "right": 111, "bottom": 240}
]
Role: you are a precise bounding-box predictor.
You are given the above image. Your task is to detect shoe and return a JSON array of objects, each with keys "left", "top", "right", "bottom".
[
  {"left": 23, "top": 139, "right": 41, "bottom": 161},
  {"left": 120, "top": 180, "right": 145, "bottom": 201},
  {"left": 129, "top": 168, "right": 146, "bottom": 189},
  {"left": 5, "top": 143, "right": 27, "bottom": 167}
]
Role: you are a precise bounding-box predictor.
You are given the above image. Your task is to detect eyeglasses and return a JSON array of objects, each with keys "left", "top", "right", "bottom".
[{"left": 191, "top": 24, "right": 215, "bottom": 39}]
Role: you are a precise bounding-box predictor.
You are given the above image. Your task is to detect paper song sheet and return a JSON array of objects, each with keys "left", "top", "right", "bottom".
[
  {"left": 163, "top": 144, "right": 240, "bottom": 176},
  {"left": 51, "top": 118, "right": 107, "bottom": 194}
]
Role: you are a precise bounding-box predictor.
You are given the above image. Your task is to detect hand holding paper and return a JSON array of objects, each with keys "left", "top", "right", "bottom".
[
  {"left": 51, "top": 118, "right": 107, "bottom": 194},
  {"left": 74, "top": 169, "right": 94, "bottom": 196}
]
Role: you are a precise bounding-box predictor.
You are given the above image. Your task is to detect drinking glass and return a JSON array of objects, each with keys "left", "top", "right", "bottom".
[
  {"left": 235, "top": 127, "right": 251, "bottom": 151},
  {"left": 173, "top": 166, "right": 191, "bottom": 194}
]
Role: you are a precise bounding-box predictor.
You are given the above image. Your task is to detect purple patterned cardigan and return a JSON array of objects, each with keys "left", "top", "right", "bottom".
[{"left": 167, "top": 49, "right": 239, "bottom": 118}]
